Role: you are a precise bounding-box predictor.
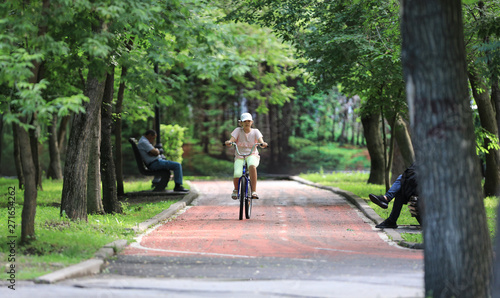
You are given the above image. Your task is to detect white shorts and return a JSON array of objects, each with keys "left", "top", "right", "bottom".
[{"left": 233, "top": 156, "right": 260, "bottom": 178}]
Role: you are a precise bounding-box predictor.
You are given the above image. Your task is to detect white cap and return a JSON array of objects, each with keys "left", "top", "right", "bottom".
[{"left": 241, "top": 113, "right": 253, "bottom": 122}]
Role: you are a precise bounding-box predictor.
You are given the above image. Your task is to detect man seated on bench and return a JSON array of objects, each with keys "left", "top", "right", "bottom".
[
  {"left": 368, "top": 162, "right": 418, "bottom": 228},
  {"left": 137, "top": 129, "right": 188, "bottom": 192}
]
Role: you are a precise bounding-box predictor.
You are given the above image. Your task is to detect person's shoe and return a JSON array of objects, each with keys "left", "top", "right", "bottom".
[
  {"left": 174, "top": 184, "right": 189, "bottom": 192},
  {"left": 231, "top": 190, "right": 238, "bottom": 200},
  {"left": 251, "top": 192, "right": 259, "bottom": 199},
  {"left": 375, "top": 219, "right": 398, "bottom": 229},
  {"left": 369, "top": 194, "right": 389, "bottom": 209}
]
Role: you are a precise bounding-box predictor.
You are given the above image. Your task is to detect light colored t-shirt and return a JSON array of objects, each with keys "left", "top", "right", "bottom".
[
  {"left": 137, "top": 136, "right": 159, "bottom": 166},
  {"left": 231, "top": 127, "right": 263, "bottom": 159}
]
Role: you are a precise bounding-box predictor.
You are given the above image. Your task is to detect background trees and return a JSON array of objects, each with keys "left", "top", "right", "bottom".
[
  {"left": 226, "top": 0, "right": 412, "bottom": 186},
  {"left": 2, "top": 6, "right": 500, "bottom": 294}
]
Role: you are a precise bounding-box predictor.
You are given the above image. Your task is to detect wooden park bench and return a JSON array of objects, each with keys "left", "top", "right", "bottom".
[
  {"left": 408, "top": 195, "right": 422, "bottom": 225},
  {"left": 129, "top": 137, "right": 171, "bottom": 191}
]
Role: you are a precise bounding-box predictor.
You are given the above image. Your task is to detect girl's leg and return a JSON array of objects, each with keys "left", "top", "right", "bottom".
[
  {"left": 233, "top": 159, "right": 244, "bottom": 190},
  {"left": 249, "top": 165, "right": 257, "bottom": 192},
  {"left": 246, "top": 156, "right": 260, "bottom": 197}
]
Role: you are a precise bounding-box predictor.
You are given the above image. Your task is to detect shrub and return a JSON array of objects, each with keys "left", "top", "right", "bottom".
[{"left": 160, "top": 124, "right": 187, "bottom": 163}]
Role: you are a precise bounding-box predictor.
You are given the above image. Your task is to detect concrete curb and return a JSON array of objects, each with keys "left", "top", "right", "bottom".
[
  {"left": 34, "top": 182, "right": 199, "bottom": 284},
  {"left": 289, "top": 176, "right": 423, "bottom": 250},
  {"left": 132, "top": 184, "right": 199, "bottom": 233}
]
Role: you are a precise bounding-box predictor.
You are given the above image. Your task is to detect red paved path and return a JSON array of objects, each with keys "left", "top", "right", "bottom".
[{"left": 123, "top": 180, "right": 423, "bottom": 262}]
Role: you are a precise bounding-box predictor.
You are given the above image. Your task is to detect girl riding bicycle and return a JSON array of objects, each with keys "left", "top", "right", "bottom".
[{"left": 225, "top": 113, "right": 268, "bottom": 200}]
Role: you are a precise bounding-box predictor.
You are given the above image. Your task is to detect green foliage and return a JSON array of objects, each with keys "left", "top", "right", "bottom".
[
  {"left": 183, "top": 146, "right": 233, "bottom": 176},
  {"left": 289, "top": 141, "right": 370, "bottom": 173},
  {"left": 475, "top": 127, "right": 500, "bottom": 155},
  {"left": 159, "top": 124, "right": 187, "bottom": 163}
]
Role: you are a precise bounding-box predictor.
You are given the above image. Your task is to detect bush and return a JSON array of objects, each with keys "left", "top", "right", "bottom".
[
  {"left": 289, "top": 142, "right": 369, "bottom": 172},
  {"left": 186, "top": 153, "right": 233, "bottom": 176},
  {"left": 160, "top": 124, "right": 187, "bottom": 163},
  {"left": 289, "top": 136, "right": 315, "bottom": 150}
]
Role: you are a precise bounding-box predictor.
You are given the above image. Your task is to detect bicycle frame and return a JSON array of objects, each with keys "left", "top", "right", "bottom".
[{"left": 228, "top": 142, "right": 263, "bottom": 220}]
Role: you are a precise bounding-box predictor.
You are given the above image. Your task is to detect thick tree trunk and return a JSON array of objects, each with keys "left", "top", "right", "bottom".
[
  {"left": 61, "top": 70, "right": 106, "bottom": 221},
  {"left": 361, "top": 110, "right": 385, "bottom": 184},
  {"left": 468, "top": 70, "right": 500, "bottom": 197},
  {"left": 401, "top": 1, "right": 492, "bottom": 297},
  {"left": 114, "top": 66, "right": 127, "bottom": 196},
  {"left": 15, "top": 122, "right": 37, "bottom": 244},
  {"left": 47, "top": 115, "right": 63, "bottom": 179},
  {"left": 101, "top": 68, "right": 122, "bottom": 214},
  {"left": 87, "top": 101, "right": 104, "bottom": 215}
]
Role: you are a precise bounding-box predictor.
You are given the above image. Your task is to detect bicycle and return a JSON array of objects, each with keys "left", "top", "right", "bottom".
[{"left": 224, "top": 142, "right": 266, "bottom": 220}]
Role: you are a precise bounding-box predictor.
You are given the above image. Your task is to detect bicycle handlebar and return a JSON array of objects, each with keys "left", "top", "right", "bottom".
[{"left": 222, "top": 142, "right": 268, "bottom": 157}]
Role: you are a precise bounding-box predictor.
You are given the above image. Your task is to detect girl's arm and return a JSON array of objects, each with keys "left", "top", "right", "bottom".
[
  {"left": 225, "top": 136, "right": 237, "bottom": 146},
  {"left": 258, "top": 137, "right": 268, "bottom": 148}
]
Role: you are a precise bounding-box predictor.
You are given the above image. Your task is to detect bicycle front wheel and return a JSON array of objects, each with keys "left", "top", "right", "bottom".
[
  {"left": 239, "top": 177, "right": 245, "bottom": 220},
  {"left": 245, "top": 178, "right": 252, "bottom": 219}
]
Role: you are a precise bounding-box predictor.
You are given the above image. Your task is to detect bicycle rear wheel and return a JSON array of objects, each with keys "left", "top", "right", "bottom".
[
  {"left": 239, "top": 177, "right": 245, "bottom": 220},
  {"left": 245, "top": 178, "right": 252, "bottom": 219}
]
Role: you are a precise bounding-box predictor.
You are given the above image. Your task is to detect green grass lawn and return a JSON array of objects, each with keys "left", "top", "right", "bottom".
[
  {"left": 300, "top": 172, "right": 498, "bottom": 244},
  {"left": 0, "top": 177, "right": 182, "bottom": 280}
]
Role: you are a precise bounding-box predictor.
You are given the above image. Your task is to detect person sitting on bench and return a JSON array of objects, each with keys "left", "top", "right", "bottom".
[
  {"left": 137, "top": 129, "right": 188, "bottom": 192},
  {"left": 368, "top": 162, "right": 418, "bottom": 229}
]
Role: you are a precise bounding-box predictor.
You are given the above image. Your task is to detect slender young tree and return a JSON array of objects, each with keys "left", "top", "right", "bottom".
[{"left": 101, "top": 67, "right": 122, "bottom": 214}]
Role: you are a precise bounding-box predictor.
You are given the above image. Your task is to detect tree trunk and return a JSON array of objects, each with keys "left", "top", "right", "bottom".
[
  {"left": 15, "top": 121, "right": 38, "bottom": 244},
  {"left": 47, "top": 115, "right": 63, "bottom": 179},
  {"left": 361, "top": 110, "right": 385, "bottom": 184},
  {"left": 268, "top": 104, "right": 279, "bottom": 168},
  {"left": 0, "top": 114, "right": 3, "bottom": 175},
  {"left": 12, "top": 123, "right": 24, "bottom": 189},
  {"left": 114, "top": 66, "right": 127, "bottom": 196},
  {"left": 493, "top": 77, "right": 500, "bottom": 144},
  {"left": 390, "top": 115, "right": 415, "bottom": 181},
  {"left": 29, "top": 117, "right": 43, "bottom": 191},
  {"left": 468, "top": 70, "right": 500, "bottom": 197},
  {"left": 401, "top": 1, "right": 492, "bottom": 297},
  {"left": 61, "top": 69, "right": 106, "bottom": 221},
  {"left": 101, "top": 67, "right": 122, "bottom": 214},
  {"left": 87, "top": 99, "right": 104, "bottom": 215},
  {"left": 57, "top": 115, "right": 70, "bottom": 154}
]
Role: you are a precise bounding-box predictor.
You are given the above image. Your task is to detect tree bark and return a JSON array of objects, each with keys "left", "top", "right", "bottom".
[
  {"left": 390, "top": 115, "right": 415, "bottom": 180},
  {"left": 12, "top": 123, "right": 24, "bottom": 189},
  {"left": 87, "top": 98, "right": 104, "bottom": 215},
  {"left": 468, "top": 70, "right": 500, "bottom": 197},
  {"left": 493, "top": 77, "right": 500, "bottom": 143},
  {"left": 61, "top": 69, "right": 106, "bottom": 221},
  {"left": 47, "top": 115, "right": 63, "bottom": 179},
  {"left": 361, "top": 110, "right": 385, "bottom": 184},
  {"left": 101, "top": 67, "right": 122, "bottom": 214},
  {"left": 114, "top": 66, "right": 127, "bottom": 196},
  {"left": 15, "top": 121, "right": 38, "bottom": 244},
  {"left": 401, "top": 1, "right": 492, "bottom": 296},
  {"left": 57, "top": 115, "right": 70, "bottom": 154},
  {"left": 0, "top": 114, "right": 3, "bottom": 175}
]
